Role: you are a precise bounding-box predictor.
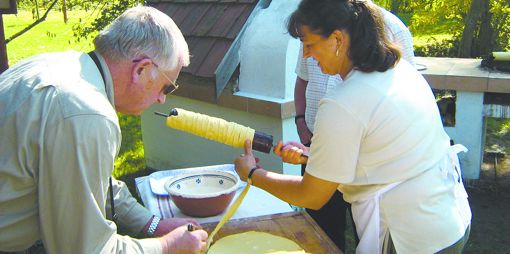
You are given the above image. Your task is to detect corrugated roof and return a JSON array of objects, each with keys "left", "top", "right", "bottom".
[{"left": 148, "top": 0, "right": 258, "bottom": 78}]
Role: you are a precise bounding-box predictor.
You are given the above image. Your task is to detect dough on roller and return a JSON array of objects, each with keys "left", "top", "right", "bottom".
[
  {"left": 166, "top": 108, "right": 255, "bottom": 148},
  {"left": 208, "top": 231, "right": 306, "bottom": 254},
  {"left": 493, "top": 52, "right": 510, "bottom": 61}
]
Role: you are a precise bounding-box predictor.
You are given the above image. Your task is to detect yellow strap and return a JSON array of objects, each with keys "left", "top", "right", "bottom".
[{"left": 206, "top": 182, "right": 251, "bottom": 251}]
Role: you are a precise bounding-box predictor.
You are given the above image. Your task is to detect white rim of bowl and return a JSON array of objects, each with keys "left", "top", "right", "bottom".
[{"left": 164, "top": 170, "right": 240, "bottom": 199}]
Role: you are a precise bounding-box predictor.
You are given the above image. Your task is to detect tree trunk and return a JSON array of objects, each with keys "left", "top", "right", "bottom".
[
  {"left": 459, "top": 0, "right": 484, "bottom": 57},
  {"left": 34, "top": 0, "right": 40, "bottom": 19},
  {"left": 476, "top": 0, "right": 493, "bottom": 56},
  {"left": 62, "top": 0, "right": 68, "bottom": 23},
  {"left": 391, "top": 0, "right": 401, "bottom": 14},
  {"left": 0, "top": 17, "right": 9, "bottom": 74}
]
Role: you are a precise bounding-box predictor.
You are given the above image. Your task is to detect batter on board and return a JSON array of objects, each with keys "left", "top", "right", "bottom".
[{"left": 207, "top": 231, "right": 306, "bottom": 254}]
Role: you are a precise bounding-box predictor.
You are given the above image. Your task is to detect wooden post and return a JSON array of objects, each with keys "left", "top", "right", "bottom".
[{"left": 0, "top": 16, "right": 8, "bottom": 74}]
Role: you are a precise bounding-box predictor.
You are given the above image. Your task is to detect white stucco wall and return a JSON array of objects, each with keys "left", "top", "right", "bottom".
[
  {"left": 444, "top": 91, "right": 485, "bottom": 179},
  {"left": 239, "top": 0, "right": 301, "bottom": 100}
]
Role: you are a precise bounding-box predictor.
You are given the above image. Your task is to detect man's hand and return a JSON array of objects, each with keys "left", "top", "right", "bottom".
[
  {"left": 273, "top": 141, "right": 309, "bottom": 165},
  {"left": 154, "top": 218, "right": 201, "bottom": 237},
  {"left": 159, "top": 224, "right": 208, "bottom": 254}
]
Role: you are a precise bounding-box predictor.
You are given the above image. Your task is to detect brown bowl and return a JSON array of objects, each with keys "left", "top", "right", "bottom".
[{"left": 164, "top": 170, "right": 240, "bottom": 217}]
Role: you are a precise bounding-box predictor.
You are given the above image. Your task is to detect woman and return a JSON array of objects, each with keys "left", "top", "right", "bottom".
[{"left": 234, "top": 0, "right": 471, "bottom": 253}]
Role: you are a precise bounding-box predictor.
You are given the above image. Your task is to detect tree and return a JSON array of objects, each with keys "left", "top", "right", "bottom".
[
  {"left": 490, "top": 0, "right": 510, "bottom": 52},
  {"left": 459, "top": 0, "right": 486, "bottom": 57},
  {"left": 6, "top": 0, "right": 59, "bottom": 44},
  {"left": 401, "top": 0, "right": 509, "bottom": 58},
  {"left": 458, "top": 0, "right": 510, "bottom": 57},
  {"left": 8, "top": 0, "right": 140, "bottom": 44},
  {"left": 72, "top": 0, "right": 141, "bottom": 42}
]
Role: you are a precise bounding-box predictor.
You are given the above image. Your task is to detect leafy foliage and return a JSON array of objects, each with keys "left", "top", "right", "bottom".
[
  {"left": 374, "top": 0, "right": 509, "bottom": 57},
  {"left": 414, "top": 35, "right": 461, "bottom": 57},
  {"left": 71, "top": 0, "right": 141, "bottom": 43},
  {"left": 490, "top": 0, "right": 510, "bottom": 52}
]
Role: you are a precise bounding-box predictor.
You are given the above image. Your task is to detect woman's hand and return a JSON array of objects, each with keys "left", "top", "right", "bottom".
[
  {"left": 234, "top": 139, "right": 258, "bottom": 182},
  {"left": 273, "top": 141, "right": 309, "bottom": 165}
]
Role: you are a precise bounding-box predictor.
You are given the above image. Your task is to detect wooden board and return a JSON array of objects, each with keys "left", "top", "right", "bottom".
[{"left": 203, "top": 211, "right": 342, "bottom": 254}]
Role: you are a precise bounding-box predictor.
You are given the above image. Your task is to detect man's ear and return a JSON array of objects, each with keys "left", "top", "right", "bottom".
[{"left": 131, "top": 58, "right": 153, "bottom": 84}]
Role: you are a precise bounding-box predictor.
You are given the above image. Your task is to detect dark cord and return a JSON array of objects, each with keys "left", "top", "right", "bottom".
[{"left": 109, "top": 177, "right": 118, "bottom": 223}]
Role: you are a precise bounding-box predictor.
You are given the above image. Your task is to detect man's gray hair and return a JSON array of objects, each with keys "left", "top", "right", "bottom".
[{"left": 94, "top": 6, "right": 189, "bottom": 70}]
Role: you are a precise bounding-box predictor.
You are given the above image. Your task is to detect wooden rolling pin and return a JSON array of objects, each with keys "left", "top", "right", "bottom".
[{"left": 155, "top": 108, "right": 274, "bottom": 153}]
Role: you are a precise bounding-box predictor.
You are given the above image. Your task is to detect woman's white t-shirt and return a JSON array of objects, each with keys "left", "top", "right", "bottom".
[{"left": 305, "top": 61, "right": 470, "bottom": 253}]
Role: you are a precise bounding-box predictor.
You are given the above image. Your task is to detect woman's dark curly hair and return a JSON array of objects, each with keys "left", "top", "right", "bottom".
[{"left": 287, "top": 0, "right": 401, "bottom": 72}]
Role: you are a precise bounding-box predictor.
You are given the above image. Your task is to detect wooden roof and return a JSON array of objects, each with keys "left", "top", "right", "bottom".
[{"left": 147, "top": 0, "right": 259, "bottom": 78}]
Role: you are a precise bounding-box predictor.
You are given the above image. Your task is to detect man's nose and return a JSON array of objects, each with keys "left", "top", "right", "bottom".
[{"left": 157, "top": 93, "right": 166, "bottom": 104}]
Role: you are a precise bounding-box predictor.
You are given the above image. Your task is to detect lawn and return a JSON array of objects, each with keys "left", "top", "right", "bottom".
[{"left": 4, "top": 9, "right": 94, "bottom": 64}]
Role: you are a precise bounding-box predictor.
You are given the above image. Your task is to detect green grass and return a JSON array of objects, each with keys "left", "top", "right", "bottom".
[
  {"left": 4, "top": 9, "right": 145, "bottom": 177},
  {"left": 4, "top": 9, "right": 94, "bottom": 65}
]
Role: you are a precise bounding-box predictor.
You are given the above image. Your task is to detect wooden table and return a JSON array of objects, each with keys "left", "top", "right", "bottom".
[{"left": 203, "top": 211, "right": 342, "bottom": 254}]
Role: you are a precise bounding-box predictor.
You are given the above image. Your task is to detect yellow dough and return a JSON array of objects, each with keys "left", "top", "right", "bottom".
[
  {"left": 166, "top": 108, "right": 255, "bottom": 148},
  {"left": 208, "top": 231, "right": 306, "bottom": 254}
]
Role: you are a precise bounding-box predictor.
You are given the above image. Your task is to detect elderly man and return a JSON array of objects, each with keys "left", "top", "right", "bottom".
[{"left": 0, "top": 6, "right": 207, "bottom": 254}]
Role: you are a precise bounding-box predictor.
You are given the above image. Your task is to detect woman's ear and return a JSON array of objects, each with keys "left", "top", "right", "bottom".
[
  {"left": 131, "top": 58, "right": 153, "bottom": 84},
  {"left": 331, "top": 30, "right": 349, "bottom": 56}
]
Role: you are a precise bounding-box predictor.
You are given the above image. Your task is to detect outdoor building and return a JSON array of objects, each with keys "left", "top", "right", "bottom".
[{"left": 142, "top": 0, "right": 510, "bottom": 180}]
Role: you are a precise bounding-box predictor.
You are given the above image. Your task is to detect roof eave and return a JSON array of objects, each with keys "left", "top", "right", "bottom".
[{"left": 214, "top": 0, "right": 271, "bottom": 98}]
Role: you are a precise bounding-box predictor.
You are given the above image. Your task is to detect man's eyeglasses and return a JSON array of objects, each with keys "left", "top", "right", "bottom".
[
  {"left": 154, "top": 64, "right": 179, "bottom": 95},
  {"left": 133, "top": 59, "right": 179, "bottom": 95}
]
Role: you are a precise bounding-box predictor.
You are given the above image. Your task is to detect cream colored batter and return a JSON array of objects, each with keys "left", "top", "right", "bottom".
[
  {"left": 174, "top": 185, "right": 228, "bottom": 195},
  {"left": 207, "top": 231, "right": 306, "bottom": 254}
]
